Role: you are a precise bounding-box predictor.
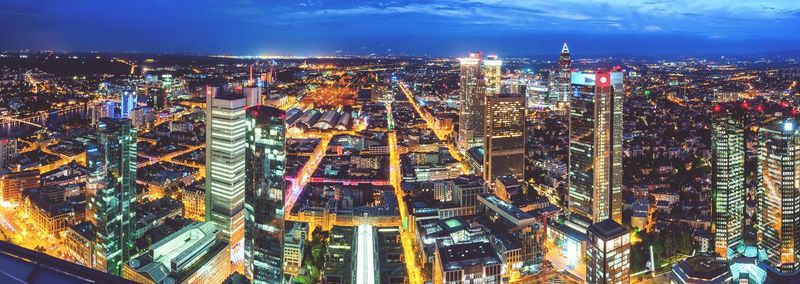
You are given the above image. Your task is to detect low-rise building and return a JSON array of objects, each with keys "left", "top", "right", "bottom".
[
  {"left": 433, "top": 241, "right": 502, "bottom": 283},
  {"left": 21, "top": 186, "right": 85, "bottom": 236},
  {"left": 65, "top": 222, "right": 100, "bottom": 270},
  {"left": 134, "top": 197, "right": 183, "bottom": 238},
  {"left": 181, "top": 180, "right": 205, "bottom": 222},
  {"left": 0, "top": 169, "right": 39, "bottom": 204},
  {"left": 670, "top": 254, "right": 731, "bottom": 284},
  {"left": 283, "top": 222, "right": 308, "bottom": 276},
  {"left": 123, "top": 222, "right": 230, "bottom": 284}
]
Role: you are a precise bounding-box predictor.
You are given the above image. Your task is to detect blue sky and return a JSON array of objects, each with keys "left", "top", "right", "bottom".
[{"left": 2, "top": 0, "right": 800, "bottom": 57}]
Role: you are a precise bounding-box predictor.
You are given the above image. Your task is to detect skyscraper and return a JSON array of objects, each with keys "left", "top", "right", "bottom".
[
  {"left": 205, "top": 86, "right": 247, "bottom": 261},
  {"left": 757, "top": 118, "right": 800, "bottom": 274},
  {"left": 119, "top": 91, "right": 137, "bottom": 118},
  {"left": 0, "top": 138, "right": 18, "bottom": 170},
  {"left": 556, "top": 42, "right": 572, "bottom": 102},
  {"left": 484, "top": 93, "right": 525, "bottom": 188},
  {"left": 586, "top": 219, "right": 630, "bottom": 284},
  {"left": 458, "top": 52, "right": 485, "bottom": 152},
  {"left": 86, "top": 117, "right": 137, "bottom": 276},
  {"left": 557, "top": 43, "right": 572, "bottom": 102},
  {"left": 483, "top": 55, "right": 502, "bottom": 96},
  {"left": 711, "top": 102, "right": 746, "bottom": 259},
  {"left": 568, "top": 70, "right": 624, "bottom": 226},
  {"left": 244, "top": 106, "right": 287, "bottom": 283},
  {"left": 244, "top": 86, "right": 262, "bottom": 108}
]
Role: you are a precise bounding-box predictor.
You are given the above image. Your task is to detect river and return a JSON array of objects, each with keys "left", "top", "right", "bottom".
[{"left": 0, "top": 105, "right": 91, "bottom": 138}]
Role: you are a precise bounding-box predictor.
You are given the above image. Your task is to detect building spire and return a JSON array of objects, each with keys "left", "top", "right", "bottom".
[{"left": 562, "top": 42, "right": 570, "bottom": 54}]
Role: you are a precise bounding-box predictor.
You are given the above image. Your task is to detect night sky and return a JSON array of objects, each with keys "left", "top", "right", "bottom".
[{"left": 3, "top": 0, "right": 800, "bottom": 57}]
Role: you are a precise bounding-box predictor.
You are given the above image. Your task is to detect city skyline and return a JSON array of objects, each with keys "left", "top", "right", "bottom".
[
  {"left": 3, "top": 1, "right": 800, "bottom": 56},
  {"left": 6, "top": 1, "right": 800, "bottom": 283}
]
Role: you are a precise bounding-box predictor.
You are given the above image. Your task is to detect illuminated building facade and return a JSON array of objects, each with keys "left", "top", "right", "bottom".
[
  {"left": 21, "top": 186, "right": 85, "bottom": 237},
  {"left": 477, "top": 193, "right": 547, "bottom": 280},
  {"left": 0, "top": 169, "right": 39, "bottom": 204},
  {"left": 484, "top": 55, "right": 502, "bottom": 96},
  {"left": 757, "top": 118, "right": 800, "bottom": 274},
  {"left": 557, "top": 43, "right": 572, "bottom": 102},
  {"left": 283, "top": 222, "right": 307, "bottom": 276},
  {"left": 86, "top": 117, "right": 138, "bottom": 276},
  {"left": 205, "top": 86, "right": 247, "bottom": 258},
  {"left": 433, "top": 241, "right": 502, "bottom": 284},
  {"left": 244, "top": 106, "right": 286, "bottom": 283},
  {"left": 243, "top": 86, "right": 262, "bottom": 108},
  {"left": 181, "top": 182, "right": 205, "bottom": 222},
  {"left": 65, "top": 222, "right": 98, "bottom": 269},
  {"left": 0, "top": 138, "right": 18, "bottom": 169},
  {"left": 711, "top": 103, "right": 746, "bottom": 259},
  {"left": 586, "top": 219, "right": 630, "bottom": 284},
  {"left": 484, "top": 93, "right": 525, "bottom": 187},
  {"left": 568, "top": 70, "right": 623, "bottom": 226},
  {"left": 123, "top": 222, "right": 231, "bottom": 284},
  {"left": 447, "top": 175, "right": 487, "bottom": 218},
  {"left": 458, "top": 52, "right": 485, "bottom": 152},
  {"left": 120, "top": 91, "right": 137, "bottom": 118}
]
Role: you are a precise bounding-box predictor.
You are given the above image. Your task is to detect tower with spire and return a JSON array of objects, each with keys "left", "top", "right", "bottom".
[{"left": 557, "top": 43, "right": 572, "bottom": 102}]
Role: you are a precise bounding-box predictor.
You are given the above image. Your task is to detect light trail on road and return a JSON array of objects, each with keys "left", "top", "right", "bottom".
[{"left": 397, "top": 81, "right": 469, "bottom": 174}]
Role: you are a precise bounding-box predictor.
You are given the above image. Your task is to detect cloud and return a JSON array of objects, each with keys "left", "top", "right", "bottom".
[
  {"left": 256, "top": 0, "right": 800, "bottom": 37},
  {"left": 0, "top": 9, "right": 45, "bottom": 19},
  {"left": 644, "top": 25, "right": 662, "bottom": 32}
]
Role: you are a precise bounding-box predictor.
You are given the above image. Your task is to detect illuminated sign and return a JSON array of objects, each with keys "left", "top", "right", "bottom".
[
  {"left": 571, "top": 72, "right": 595, "bottom": 86},
  {"left": 596, "top": 72, "right": 610, "bottom": 87}
]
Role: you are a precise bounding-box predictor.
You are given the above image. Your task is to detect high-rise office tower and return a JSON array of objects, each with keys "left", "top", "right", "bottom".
[
  {"left": 458, "top": 52, "right": 485, "bottom": 152},
  {"left": 484, "top": 93, "right": 525, "bottom": 188},
  {"left": 86, "top": 117, "right": 137, "bottom": 276},
  {"left": 586, "top": 219, "right": 630, "bottom": 284},
  {"left": 205, "top": 86, "right": 247, "bottom": 260},
  {"left": 484, "top": 55, "right": 502, "bottom": 96},
  {"left": 119, "top": 91, "right": 137, "bottom": 118},
  {"left": 711, "top": 102, "right": 746, "bottom": 259},
  {"left": 757, "top": 118, "right": 800, "bottom": 274},
  {"left": 0, "top": 138, "right": 18, "bottom": 169},
  {"left": 244, "top": 86, "right": 262, "bottom": 108},
  {"left": 557, "top": 43, "right": 572, "bottom": 102},
  {"left": 568, "top": 70, "right": 623, "bottom": 226},
  {"left": 244, "top": 106, "right": 287, "bottom": 283}
]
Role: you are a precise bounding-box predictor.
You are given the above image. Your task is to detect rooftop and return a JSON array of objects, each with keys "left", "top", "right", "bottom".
[
  {"left": 587, "top": 219, "right": 628, "bottom": 240},
  {"left": 671, "top": 255, "right": 730, "bottom": 284},
  {"left": 438, "top": 242, "right": 501, "bottom": 272},
  {"left": 478, "top": 193, "right": 534, "bottom": 224}
]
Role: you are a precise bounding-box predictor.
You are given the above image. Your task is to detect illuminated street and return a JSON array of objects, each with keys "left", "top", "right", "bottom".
[{"left": 397, "top": 81, "right": 470, "bottom": 174}]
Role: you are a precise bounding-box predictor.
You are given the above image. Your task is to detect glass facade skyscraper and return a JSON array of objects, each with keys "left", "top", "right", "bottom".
[
  {"left": 557, "top": 43, "right": 571, "bottom": 102},
  {"left": 711, "top": 103, "right": 746, "bottom": 259},
  {"left": 244, "top": 106, "right": 287, "bottom": 283},
  {"left": 205, "top": 86, "right": 247, "bottom": 260},
  {"left": 484, "top": 93, "right": 525, "bottom": 188},
  {"left": 758, "top": 118, "right": 800, "bottom": 274},
  {"left": 86, "top": 117, "right": 137, "bottom": 276},
  {"left": 120, "top": 91, "right": 137, "bottom": 118},
  {"left": 568, "top": 70, "right": 623, "bottom": 226},
  {"left": 458, "top": 52, "right": 485, "bottom": 152},
  {"left": 483, "top": 55, "right": 502, "bottom": 96}
]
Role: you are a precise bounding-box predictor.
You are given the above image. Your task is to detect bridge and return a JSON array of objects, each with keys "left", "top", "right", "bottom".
[
  {"left": 0, "top": 103, "right": 89, "bottom": 130},
  {"left": 2, "top": 117, "right": 44, "bottom": 128}
]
